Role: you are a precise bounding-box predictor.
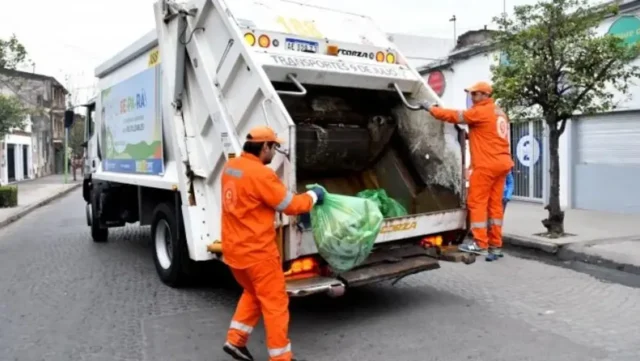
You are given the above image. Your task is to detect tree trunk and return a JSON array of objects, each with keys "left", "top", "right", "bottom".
[{"left": 542, "top": 127, "right": 565, "bottom": 235}]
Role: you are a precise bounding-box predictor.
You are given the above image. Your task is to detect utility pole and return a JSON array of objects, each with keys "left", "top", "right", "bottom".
[{"left": 449, "top": 15, "right": 457, "bottom": 44}]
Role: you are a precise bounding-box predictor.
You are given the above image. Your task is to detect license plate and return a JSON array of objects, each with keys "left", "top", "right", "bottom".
[{"left": 285, "top": 38, "right": 318, "bottom": 53}]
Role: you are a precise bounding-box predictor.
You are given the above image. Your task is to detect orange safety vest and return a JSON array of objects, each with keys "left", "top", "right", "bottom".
[
  {"left": 221, "top": 152, "right": 314, "bottom": 269},
  {"left": 430, "top": 98, "right": 513, "bottom": 171}
]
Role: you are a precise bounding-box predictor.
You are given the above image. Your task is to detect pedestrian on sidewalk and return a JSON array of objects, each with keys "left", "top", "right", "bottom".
[
  {"left": 221, "top": 126, "right": 325, "bottom": 361},
  {"left": 421, "top": 81, "right": 514, "bottom": 257}
]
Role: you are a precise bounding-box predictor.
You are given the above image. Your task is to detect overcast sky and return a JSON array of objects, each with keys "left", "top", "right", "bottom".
[{"left": 0, "top": 0, "right": 540, "bottom": 104}]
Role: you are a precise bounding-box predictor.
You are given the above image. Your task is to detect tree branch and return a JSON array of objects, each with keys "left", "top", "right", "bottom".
[{"left": 570, "top": 58, "right": 617, "bottom": 110}]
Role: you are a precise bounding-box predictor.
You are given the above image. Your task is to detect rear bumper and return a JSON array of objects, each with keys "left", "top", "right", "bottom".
[{"left": 286, "top": 245, "right": 441, "bottom": 297}]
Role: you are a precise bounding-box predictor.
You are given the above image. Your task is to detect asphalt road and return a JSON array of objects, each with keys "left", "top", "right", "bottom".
[{"left": 1, "top": 189, "right": 639, "bottom": 361}]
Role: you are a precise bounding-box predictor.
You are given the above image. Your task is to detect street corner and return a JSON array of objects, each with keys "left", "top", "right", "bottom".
[{"left": 557, "top": 237, "right": 640, "bottom": 276}]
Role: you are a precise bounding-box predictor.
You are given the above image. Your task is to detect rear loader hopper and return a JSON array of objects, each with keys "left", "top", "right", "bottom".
[{"left": 207, "top": 55, "right": 474, "bottom": 296}]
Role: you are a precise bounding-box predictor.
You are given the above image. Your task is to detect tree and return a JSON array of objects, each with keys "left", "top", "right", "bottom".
[
  {"left": 491, "top": 0, "right": 640, "bottom": 236},
  {"left": 0, "top": 95, "right": 25, "bottom": 136},
  {"left": 0, "top": 34, "right": 30, "bottom": 138},
  {"left": 0, "top": 34, "right": 29, "bottom": 70},
  {"left": 69, "top": 115, "right": 85, "bottom": 157}
]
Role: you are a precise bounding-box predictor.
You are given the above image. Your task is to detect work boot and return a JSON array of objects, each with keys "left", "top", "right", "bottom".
[
  {"left": 485, "top": 247, "right": 504, "bottom": 262},
  {"left": 223, "top": 342, "right": 254, "bottom": 361},
  {"left": 458, "top": 241, "right": 488, "bottom": 255}
]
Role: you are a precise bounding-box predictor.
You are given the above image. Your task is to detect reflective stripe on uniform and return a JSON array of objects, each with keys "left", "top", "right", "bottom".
[
  {"left": 268, "top": 343, "right": 291, "bottom": 357},
  {"left": 457, "top": 110, "right": 466, "bottom": 124},
  {"left": 488, "top": 218, "right": 503, "bottom": 226},
  {"left": 274, "top": 192, "right": 293, "bottom": 211},
  {"left": 229, "top": 320, "right": 254, "bottom": 334},
  {"left": 470, "top": 221, "right": 487, "bottom": 229},
  {"left": 225, "top": 168, "right": 243, "bottom": 178}
]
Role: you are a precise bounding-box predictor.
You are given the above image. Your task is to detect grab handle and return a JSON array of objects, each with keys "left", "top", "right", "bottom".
[
  {"left": 389, "top": 83, "right": 421, "bottom": 111},
  {"left": 277, "top": 74, "right": 307, "bottom": 97}
]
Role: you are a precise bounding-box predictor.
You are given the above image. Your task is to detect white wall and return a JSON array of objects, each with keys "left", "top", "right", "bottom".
[
  {"left": 594, "top": 13, "right": 640, "bottom": 111},
  {"left": 3, "top": 133, "right": 34, "bottom": 183}
]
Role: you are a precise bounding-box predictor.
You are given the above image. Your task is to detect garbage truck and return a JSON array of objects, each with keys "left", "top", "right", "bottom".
[{"left": 81, "top": 0, "right": 474, "bottom": 297}]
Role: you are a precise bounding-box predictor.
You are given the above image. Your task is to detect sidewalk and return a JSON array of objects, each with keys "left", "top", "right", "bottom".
[
  {"left": 0, "top": 174, "right": 81, "bottom": 229},
  {"left": 504, "top": 201, "right": 640, "bottom": 275}
]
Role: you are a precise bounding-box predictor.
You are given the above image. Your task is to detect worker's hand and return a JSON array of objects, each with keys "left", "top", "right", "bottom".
[
  {"left": 298, "top": 213, "right": 312, "bottom": 229},
  {"left": 420, "top": 101, "right": 437, "bottom": 111},
  {"left": 309, "top": 186, "right": 325, "bottom": 205}
]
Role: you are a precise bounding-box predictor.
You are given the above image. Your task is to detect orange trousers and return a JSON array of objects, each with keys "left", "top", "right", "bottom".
[
  {"left": 468, "top": 167, "right": 509, "bottom": 249},
  {"left": 227, "top": 258, "right": 292, "bottom": 361}
]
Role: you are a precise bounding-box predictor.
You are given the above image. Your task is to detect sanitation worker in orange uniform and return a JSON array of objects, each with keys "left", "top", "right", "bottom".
[
  {"left": 421, "top": 82, "right": 514, "bottom": 257},
  {"left": 221, "top": 126, "right": 325, "bottom": 361}
]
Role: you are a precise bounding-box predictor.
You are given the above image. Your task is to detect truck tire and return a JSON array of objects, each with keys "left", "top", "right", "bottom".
[
  {"left": 151, "top": 202, "right": 190, "bottom": 287},
  {"left": 90, "top": 191, "right": 108, "bottom": 243}
]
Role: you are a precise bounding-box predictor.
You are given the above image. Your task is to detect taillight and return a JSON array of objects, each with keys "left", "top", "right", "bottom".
[
  {"left": 420, "top": 235, "right": 443, "bottom": 248},
  {"left": 284, "top": 257, "right": 320, "bottom": 279}
]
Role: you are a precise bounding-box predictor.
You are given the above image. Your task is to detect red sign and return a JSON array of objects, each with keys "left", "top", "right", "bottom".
[{"left": 426, "top": 71, "right": 446, "bottom": 97}]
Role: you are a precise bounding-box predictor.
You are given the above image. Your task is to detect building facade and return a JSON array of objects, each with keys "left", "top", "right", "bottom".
[
  {"left": 417, "top": 0, "right": 640, "bottom": 214},
  {"left": 0, "top": 68, "right": 68, "bottom": 184}
]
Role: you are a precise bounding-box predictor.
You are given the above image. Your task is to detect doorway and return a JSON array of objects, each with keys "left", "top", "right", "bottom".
[
  {"left": 22, "top": 145, "right": 29, "bottom": 179},
  {"left": 7, "top": 144, "right": 15, "bottom": 182}
]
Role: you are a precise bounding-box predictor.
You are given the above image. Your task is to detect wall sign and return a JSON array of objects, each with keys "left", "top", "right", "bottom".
[
  {"left": 607, "top": 15, "right": 640, "bottom": 47},
  {"left": 516, "top": 134, "right": 540, "bottom": 167},
  {"left": 426, "top": 70, "right": 446, "bottom": 97}
]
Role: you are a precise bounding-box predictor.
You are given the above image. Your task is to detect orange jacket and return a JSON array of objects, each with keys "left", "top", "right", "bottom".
[
  {"left": 430, "top": 98, "right": 514, "bottom": 171},
  {"left": 221, "top": 153, "right": 315, "bottom": 269}
]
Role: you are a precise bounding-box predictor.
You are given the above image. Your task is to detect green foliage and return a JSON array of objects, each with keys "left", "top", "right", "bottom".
[
  {"left": 0, "top": 185, "right": 18, "bottom": 208},
  {"left": 69, "top": 116, "right": 85, "bottom": 157},
  {"left": 0, "top": 34, "right": 29, "bottom": 138},
  {"left": 0, "top": 94, "right": 26, "bottom": 137},
  {"left": 491, "top": 0, "right": 640, "bottom": 131},
  {"left": 0, "top": 34, "right": 28, "bottom": 70}
]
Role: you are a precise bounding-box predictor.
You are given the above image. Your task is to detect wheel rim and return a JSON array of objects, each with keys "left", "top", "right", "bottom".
[{"left": 155, "top": 219, "right": 173, "bottom": 270}]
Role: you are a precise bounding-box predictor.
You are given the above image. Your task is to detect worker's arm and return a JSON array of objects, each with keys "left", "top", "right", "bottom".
[
  {"left": 429, "top": 106, "right": 481, "bottom": 125},
  {"left": 253, "top": 170, "right": 318, "bottom": 215}
]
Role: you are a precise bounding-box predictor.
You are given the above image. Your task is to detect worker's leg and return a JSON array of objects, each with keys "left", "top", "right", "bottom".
[
  {"left": 462, "top": 167, "right": 493, "bottom": 253},
  {"left": 225, "top": 267, "right": 261, "bottom": 361},
  {"left": 251, "top": 258, "right": 293, "bottom": 361},
  {"left": 488, "top": 170, "right": 509, "bottom": 251}
]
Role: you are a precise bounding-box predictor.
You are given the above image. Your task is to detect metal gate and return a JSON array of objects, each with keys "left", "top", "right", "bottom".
[{"left": 510, "top": 120, "right": 545, "bottom": 202}]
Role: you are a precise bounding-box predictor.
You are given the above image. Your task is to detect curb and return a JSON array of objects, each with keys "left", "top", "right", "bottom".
[
  {"left": 504, "top": 233, "right": 640, "bottom": 276},
  {"left": 503, "top": 234, "right": 559, "bottom": 254},
  {"left": 0, "top": 183, "right": 81, "bottom": 230}
]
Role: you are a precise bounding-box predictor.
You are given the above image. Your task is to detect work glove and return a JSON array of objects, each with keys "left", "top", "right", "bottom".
[
  {"left": 420, "top": 101, "right": 438, "bottom": 111},
  {"left": 298, "top": 213, "right": 312, "bottom": 230},
  {"left": 309, "top": 186, "right": 325, "bottom": 206}
]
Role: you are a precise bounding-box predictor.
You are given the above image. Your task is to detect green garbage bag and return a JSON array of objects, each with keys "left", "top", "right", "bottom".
[
  {"left": 356, "top": 189, "right": 408, "bottom": 218},
  {"left": 306, "top": 184, "right": 383, "bottom": 273}
]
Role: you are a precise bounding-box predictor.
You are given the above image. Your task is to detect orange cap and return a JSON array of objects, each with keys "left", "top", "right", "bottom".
[
  {"left": 246, "top": 125, "right": 285, "bottom": 144},
  {"left": 464, "top": 81, "right": 493, "bottom": 95}
]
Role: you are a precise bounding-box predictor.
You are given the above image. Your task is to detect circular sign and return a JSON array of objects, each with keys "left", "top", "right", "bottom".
[
  {"left": 426, "top": 71, "right": 446, "bottom": 97},
  {"left": 607, "top": 15, "right": 640, "bottom": 47},
  {"left": 516, "top": 135, "right": 540, "bottom": 167}
]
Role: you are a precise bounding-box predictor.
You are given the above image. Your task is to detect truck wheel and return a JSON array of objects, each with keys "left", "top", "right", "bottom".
[
  {"left": 152, "top": 202, "right": 190, "bottom": 287},
  {"left": 90, "top": 191, "right": 108, "bottom": 243}
]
